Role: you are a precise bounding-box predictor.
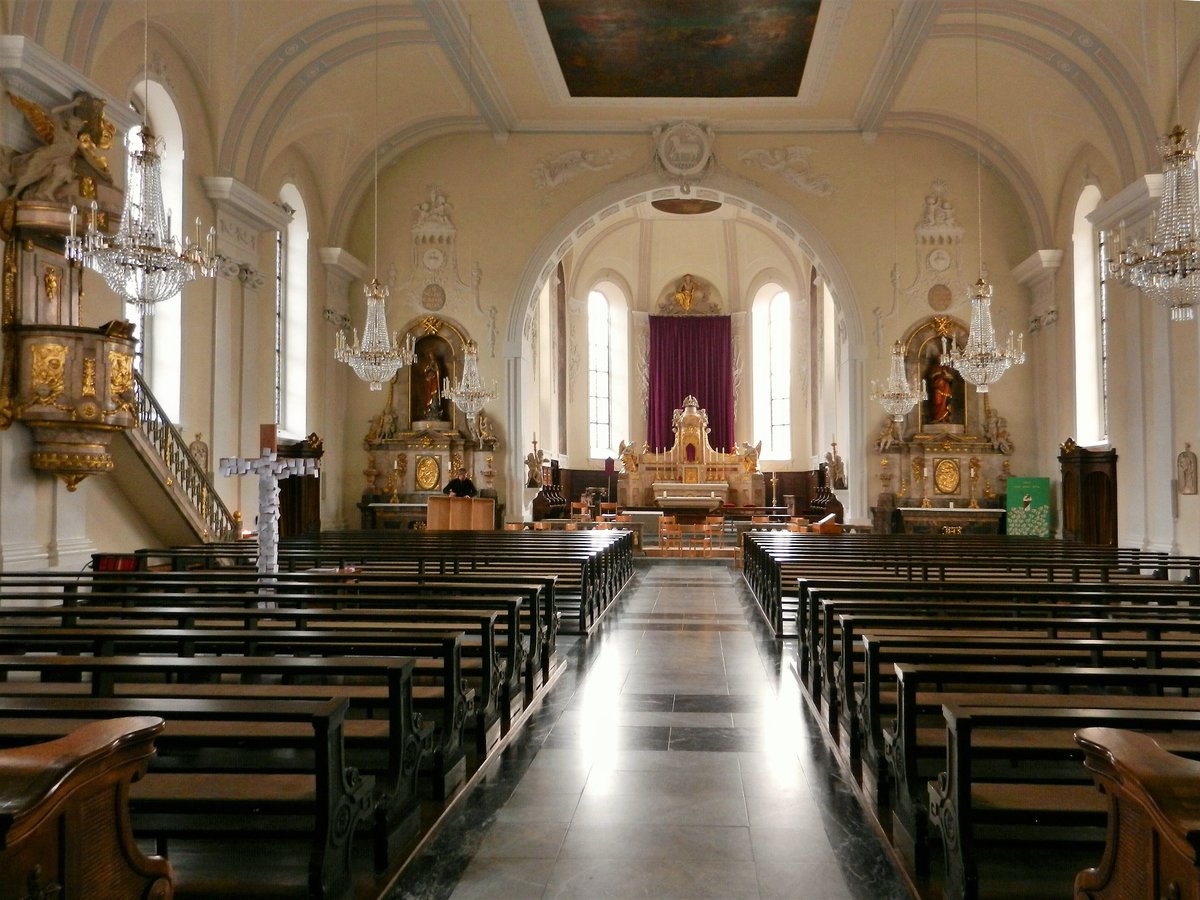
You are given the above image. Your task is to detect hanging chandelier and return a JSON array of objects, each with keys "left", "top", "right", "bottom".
[
  {"left": 443, "top": 340, "right": 496, "bottom": 418},
  {"left": 66, "top": 1, "right": 215, "bottom": 314},
  {"left": 335, "top": 278, "right": 415, "bottom": 390},
  {"left": 335, "top": 1, "right": 416, "bottom": 390},
  {"left": 1106, "top": 1, "right": 1200, "bottom": 322},
  {"left": 942, "top": 1, "right": 1024, "bottom": 392},
  {"left": 872, "top": 341, "right": 926, "bottom": 423},
  {"left": 942, "top": 278, "right": 1024, "bottom": 392},
  {"left": 1107, "top": 124, "right": 1200, "bottom": 321}
]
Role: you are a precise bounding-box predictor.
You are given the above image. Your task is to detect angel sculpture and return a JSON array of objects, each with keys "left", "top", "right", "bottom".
[
  {"left": 735, "top": 440, "right": 763, "bottom": 473},
  {"left": 5, "top": 92, "right": 113, "bottom": 202},
  {"left": 525, "top": 449, "right": 544, "bottom": 488},
  {"left": 617, "top": 440, "right": 644, "bottom": 474}
]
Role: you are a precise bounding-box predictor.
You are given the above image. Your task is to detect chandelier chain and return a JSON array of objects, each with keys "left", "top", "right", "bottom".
[
  {"left": 940, "top": 0, "right": 1025, "bottom": 391},
  {"left": 334, "top": 0, "right": 417, "bottom": 389}
]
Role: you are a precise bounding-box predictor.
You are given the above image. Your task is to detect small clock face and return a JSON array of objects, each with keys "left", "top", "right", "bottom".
[
  {"left": 422, "top": 247, "right": 445, "bottom": 271},
  {"left": 928, "top": 248, "right": 952, "bottom": 272}
]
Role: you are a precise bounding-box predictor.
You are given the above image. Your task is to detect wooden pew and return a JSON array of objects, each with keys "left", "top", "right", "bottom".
[
  {"left": 857, "top": 632, "right": 1200, "bottom": 779},
  {"left": 0, "top": 716, "right": 172, "bottom": 900},
  {"left": 927, "top": 705, "right": 1200, "bottom": 900},
  {"left": 0, "top": 696, "right": 372, "bottom": 900},
  {"left": 1075, "top": 727, "right": 1200, "bottom": 900},
  {"left": 0, "top": 569, "right": 557, "bottom": 702},
  {"left": 888, "top": 663, "right": 1200, "bottom": 877},
  {"left": 0, "top": 622, "right": 470, "bottom": 798},
  {"left": 0, "top": 653, "right": 424, "bottom": 873},
  {"left": 0, "top": 595, "right": 510, "bottom": 752}
]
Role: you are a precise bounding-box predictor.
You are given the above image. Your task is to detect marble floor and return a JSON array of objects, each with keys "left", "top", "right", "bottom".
[{"left": 386, "top": 560, "right": 913, "bottom": 900}]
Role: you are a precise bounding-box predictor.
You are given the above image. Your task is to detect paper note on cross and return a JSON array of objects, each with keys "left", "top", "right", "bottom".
[{"left": 219, "top": 446, "right": 319, "bottom": 577}]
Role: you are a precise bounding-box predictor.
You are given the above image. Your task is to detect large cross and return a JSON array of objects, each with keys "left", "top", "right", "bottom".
[{"left": 219, "top": 434, "right": 319, "bottom": 577}]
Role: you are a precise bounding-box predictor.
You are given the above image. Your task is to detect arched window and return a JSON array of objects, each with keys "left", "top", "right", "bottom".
[
  {"left": 1074, "top": 185, "right": 1105, "bottom": 445},
  {"left": 130, "top": 80, "right": 184, "bottom": 423},
  {"left": 278, "top": 184, "right": 308, "bottom": 438},
  {"left": 586, "top": 281, "right": 628, "bottom": 459},
  {"left": 752, "top": 283, "right": 791, "bottom": 459}
]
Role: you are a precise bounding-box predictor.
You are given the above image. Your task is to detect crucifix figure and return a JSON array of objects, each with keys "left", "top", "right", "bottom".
[{"left": 220, "top": 444, "right": 319, "bottom": 577}]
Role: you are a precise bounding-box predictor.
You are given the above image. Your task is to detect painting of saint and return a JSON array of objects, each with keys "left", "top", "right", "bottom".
[{"left": 922, "top": 362, "right": 965, "bottom": 429}]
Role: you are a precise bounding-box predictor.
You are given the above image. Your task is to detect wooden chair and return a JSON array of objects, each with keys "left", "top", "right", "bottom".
[
  {"left": 599, "top": 502, "right": 619, "bottom": 517},
  {"left": 751, "top": 515, "right": 771, "bottom": 524},
  {"left": 660, "top": 523, "right": 683, "bottom": 554},
  {"left": 531, "top": 521, "right": 552, "bottom": 530},
  {"left": 503, "top": 522, "right": 527, "bottom": 531},
  {"left": 569, "top": 501, "right": 591, "bottom": 521},
  {"left": 704, "top": 516, "right": 726, "bottom": 550}
]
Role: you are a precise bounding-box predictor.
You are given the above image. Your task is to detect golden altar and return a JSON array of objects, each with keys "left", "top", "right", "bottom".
[{"left": 618, "top": 396, "right": 764, "bottom": 508}]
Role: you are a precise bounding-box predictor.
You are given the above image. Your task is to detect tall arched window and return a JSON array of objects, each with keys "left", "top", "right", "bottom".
[
  {"left": 586, "top": 280, "right": 628, "bottom": 458},
  {"left": 278, "top": 184, "right": 308, "bottom": 438},
  {"left": 1074, "top": 185, "right": 1105, "bottom": 445},
  {"left": 130, "top": 81, "right": 184, "bottom": 423},
  {"left": 752, "top": 283, "right": 791, "bottom": 459}
]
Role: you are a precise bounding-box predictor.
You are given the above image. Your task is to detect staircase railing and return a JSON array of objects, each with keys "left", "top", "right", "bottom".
[{"left": 132, "top": 371, "right": 239, "bottom": 541}]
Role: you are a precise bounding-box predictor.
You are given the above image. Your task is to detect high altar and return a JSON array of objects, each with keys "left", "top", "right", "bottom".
[{"left": 618, "top": 396, "right": 764, "bottom": 510}]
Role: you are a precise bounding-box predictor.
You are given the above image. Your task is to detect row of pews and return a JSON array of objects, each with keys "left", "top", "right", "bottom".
[
  {"left": 0, "top": 528, "right": 634, "bottom": 899},
  {"left": 743, "top": 531, "right": 1200, "bottom": 900}
]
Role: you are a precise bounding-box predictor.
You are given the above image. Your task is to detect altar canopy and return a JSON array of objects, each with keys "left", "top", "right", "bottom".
[{"left": 648, "top": 315, "right": 733, "bottom": 450}]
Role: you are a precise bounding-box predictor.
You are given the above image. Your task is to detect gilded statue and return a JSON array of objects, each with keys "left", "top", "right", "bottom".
[{"left": 4, "top": 92, "right": 114, "bottom": 202}]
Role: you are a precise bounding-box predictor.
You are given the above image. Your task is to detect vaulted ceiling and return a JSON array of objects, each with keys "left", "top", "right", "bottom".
[{"left": 8, "top": 0, "right": 1198, "bottom": 247}]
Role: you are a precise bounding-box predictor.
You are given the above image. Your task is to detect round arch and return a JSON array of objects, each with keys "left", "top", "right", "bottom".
[{"left": 500, "top": 170, "right": 869, "bottom": 522}]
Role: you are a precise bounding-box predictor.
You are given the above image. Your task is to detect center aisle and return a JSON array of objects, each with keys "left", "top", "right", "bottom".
[{"left": 388, "top": 560, "right": 912, "bottom": 900}]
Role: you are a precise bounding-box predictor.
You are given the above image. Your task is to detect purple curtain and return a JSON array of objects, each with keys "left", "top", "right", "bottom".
[{"left": 648, "top": 315, "right": 733, "bottom": 451}]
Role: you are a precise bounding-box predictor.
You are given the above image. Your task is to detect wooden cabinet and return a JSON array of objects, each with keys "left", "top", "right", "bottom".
[
  {"left": 279, "top": 434, "right": 323, "bottom": 537},
  {"left": 1059, "top": 438, "right": 1117, "bottom": 545}
]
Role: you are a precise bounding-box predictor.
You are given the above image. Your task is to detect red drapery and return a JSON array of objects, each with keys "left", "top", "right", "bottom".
[{"left": 647, "top": 315, "right": 733, "bottom": 451}]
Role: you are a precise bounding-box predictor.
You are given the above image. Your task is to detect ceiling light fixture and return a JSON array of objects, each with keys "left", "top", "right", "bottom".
[
  {"left": 941, "top": 0, "right": 1024, "bottom": 392},
  {"left": 1106, "top": 2, "right": 1200, "bottom": 322},
  {"left": 335, "top": 2, "right": 416, "bottom": 390},
  {"left": 66, "top": 0, "right": 216, "bottom": 315}
]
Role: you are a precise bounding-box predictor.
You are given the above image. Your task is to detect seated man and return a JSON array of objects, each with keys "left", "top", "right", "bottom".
[{"left": 443, "top": 467, "right": 478, "bottom": 498}]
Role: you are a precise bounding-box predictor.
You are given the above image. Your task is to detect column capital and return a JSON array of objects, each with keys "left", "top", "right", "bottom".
[
  {"left": 1012, "top": 249, "right": 1063, "bottom": 329},
  {"left": 203, "top": 177, "right": 290, "bottom": 267},
  {"left": 1089, "top": 175, "right": 1161, "bottom": 232}
]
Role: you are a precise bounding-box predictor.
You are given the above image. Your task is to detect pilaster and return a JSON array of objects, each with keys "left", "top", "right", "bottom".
[
  {"left": 319, "top": 247, "right": 366, "bottom": 529},
  {"left": 202, "top": 177, "right": 289, "bottom": 519},
  {"left": 1013, "top": 250, "right": 1063, "bottom": 490}
]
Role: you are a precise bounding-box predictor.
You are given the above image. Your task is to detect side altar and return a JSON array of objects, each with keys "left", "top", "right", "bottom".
[
  {"left": 618, "top": 396, "right": 764, "bottom": 509},
  {"left": 356, "top": 316, "right": 498, "bottom": 528}
]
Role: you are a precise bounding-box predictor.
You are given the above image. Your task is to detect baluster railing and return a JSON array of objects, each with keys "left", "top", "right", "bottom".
[{"left": 132, "top": 371, "right": 238, "bottom": 541}]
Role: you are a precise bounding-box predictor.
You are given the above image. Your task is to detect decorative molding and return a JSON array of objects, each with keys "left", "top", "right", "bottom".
[
  {"left": 532, "top": 148, "right": 631, "bottom": 192},
  {"left": 322, "top": 308, "right": 351, "bottom": 330},
  {"left": 237, "top": 265, "right": 266, "bottom": 290},
  {"left": 738, "top": 146, "right": 835, "bottom": 197},
  {"left": 0, "top": 36, "right": 138, "bottom": 151},
  {"left": 653, "top": 122, "right": 715, "bottom": 190},
  {"left": 318, "top": 247, "right": 367, "bottom": 282},
  {"left": 1012, "top": 249, "right": 1063, "bottom": 325},
  {"left": 202, "top": 177, "right": 291, "bottom": 232},
  {"left": 1088, "top": 175, "right": 1161, "bottom": 232}
]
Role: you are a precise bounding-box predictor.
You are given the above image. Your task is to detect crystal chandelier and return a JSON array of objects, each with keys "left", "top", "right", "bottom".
[
  {"left": 942, "top": 278, "right": 1024, "bottom": 392},
  {"left": 1107, "top": 124, "right": 1200, "bottom": 321},
  {"left": 66, "top": 2, "right": 215, "bottom": 315},
  {"left": 335, "top": 279, "right": 415, "bottom": 390},
  {"left": 872, "top": 341, "right": 926, "bottom": 423},
  {"left": 443, "top": 340, "right": 496, "bottom": 418},
  {"left": 943, "top": 2, "right": 1024, "bottom": 392},
  {"left": 335, "top": 2, "right": 416, "bottom": 390}
]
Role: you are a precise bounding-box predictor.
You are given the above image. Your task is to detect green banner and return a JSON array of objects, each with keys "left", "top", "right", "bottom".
[{"left": 1006, "top": 477, "right": 1051, "bottom": 537}]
